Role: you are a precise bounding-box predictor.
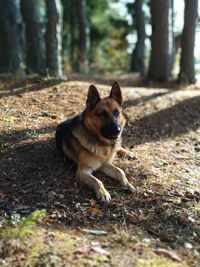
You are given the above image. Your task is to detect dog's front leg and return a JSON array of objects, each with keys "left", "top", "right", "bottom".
[
  {"left": 100, "top": 163, "right": 135, "bottom": 191},
  {"left": 76, "top": 168, "right": 111, "bottom": 202}
]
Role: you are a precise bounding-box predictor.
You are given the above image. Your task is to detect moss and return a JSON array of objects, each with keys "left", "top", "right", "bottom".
[
  {"left": 0, "top": 225, "right": 35, "bottom": 238},
  {"left": 0, "top": 113, "right": 16, "bottom": 123},
  {"left": 136, "top": 253, "right": 188, "bottom": 267},
  {"left": 78, "top": 254, "right": 110, "bottom": 267},
  {"left": 50, "top": 230, "right": 75, "bottom": 255},
  {"left": 27, "top": 229, "right": 75, "bottom": 265},
  {"left": 118, "top": 230, "right": 132, "bottom": 246},
  {"left": 194, "top": 201, "right": 200, "bottom": 211},
  {"left": 0, "top": 210, "right": 46, "bottom": 238},
  {"left": 0, "top": 225, "right": 76, "bottom": 266},
  {"left": 29, "top": 243, "right": 45, "bottom": 258}
]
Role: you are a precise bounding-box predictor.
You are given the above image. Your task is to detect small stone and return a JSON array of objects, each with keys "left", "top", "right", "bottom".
[
  {"left": 188, "top": 216, "right": 195, "bottom": 223},
  {"left": 143, "top": 238, "right": 151, "bottom": 243},
  {"left": 184, "top": 242, "right": 193, "bottom": 249},
  {"left": 76, "top": 203, "right": 81, "bottom": 209},
  {"left": 127, "top": 152, "right": 137, "bottom": 160},
  {"left": 48, "top": 191, "right": 56, "bottom": 201},
  {"left": 91, "top": 245, "right": 109, "bottom": 255},
  {"left": 47, "top": 231, "right": 55, "bottom": 237}
]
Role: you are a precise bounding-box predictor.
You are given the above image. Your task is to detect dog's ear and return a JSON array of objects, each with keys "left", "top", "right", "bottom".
[
  {"left": 86, "top": 85, "right": 101, "bottom": 110},
  {"left": 110, "top": 82, "right": 122, "bottom": 106}
]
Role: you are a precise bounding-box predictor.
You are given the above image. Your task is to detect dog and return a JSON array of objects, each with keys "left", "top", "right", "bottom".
[{"left": 55, "top": 82, "right": 134, "bottom": 202}]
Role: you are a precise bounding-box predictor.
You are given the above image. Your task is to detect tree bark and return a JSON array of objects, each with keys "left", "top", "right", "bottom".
[
  {"left": 130, "top": 0, "right": 146, "bottom": 74},
  {"left": 21, "top": 0, "right": 45, "bottom": 75},
  {"left": 69, "top": 0, "right": 79, "bottom": 72},
  {"left": 148, "top": 0, "right": 173, "bottom": 82},
  {"left": 0, "top": 0, "right": 22, "bottom": 73},
  {"left": 46, "top": 0, "right": 63, "bottom": 77},
  {"left": 178, "top": 0, "right": 198, "bottom": 84},
  {"left": 76, "top": 0, "right": 88, "bottom": 74},
  {"left": 169, "top": 0, "right": 175, "bottom": 74}
]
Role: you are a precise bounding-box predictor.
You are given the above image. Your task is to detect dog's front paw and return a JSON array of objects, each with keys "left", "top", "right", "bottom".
[
  {"left": 121, "top": 180, "right": 135, "bottom": 192},
  {"left": 96, "top": 187, "right": 111, "bottom": 202},
  {"left": 118, "top": 148, "right": 136, "bottom": 160},
  {"left": 126, "top": 182, "right": 135, "bottom": 192}
]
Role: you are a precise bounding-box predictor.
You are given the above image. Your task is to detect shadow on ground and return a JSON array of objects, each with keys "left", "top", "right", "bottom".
[
  {"left": 0, "top": 76, "right": 63, "bottom": 98},
  {"left": 124, "top": 95, "right": 200, "bottom": 146},
  {"left": 123, "top": 91, "right": 169, "bottom": 108},
  {"left": 68, "top": 73, "right": 189, "bottom": 89},
  {"left": 0, "top": 115, "right": 199, "bottom": 248}
]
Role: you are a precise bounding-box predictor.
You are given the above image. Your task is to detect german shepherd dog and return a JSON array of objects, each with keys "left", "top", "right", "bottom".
[{"left": 55, "top": 82, "right": 134, "bottom": 202}]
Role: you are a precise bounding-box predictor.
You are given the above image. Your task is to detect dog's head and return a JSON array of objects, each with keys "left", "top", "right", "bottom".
[{"left": 83, "top": 82, "right": 125, "bottom": 144}]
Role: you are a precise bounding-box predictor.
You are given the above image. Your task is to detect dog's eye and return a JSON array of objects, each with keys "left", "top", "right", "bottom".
[
  {"left": 113, "top": 109, "right": 120, "bottom": 117},
  {"left": 99, "top": 110, "right": 108, "bottom": 118}
]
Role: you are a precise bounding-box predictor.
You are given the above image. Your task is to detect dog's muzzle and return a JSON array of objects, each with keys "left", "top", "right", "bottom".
[{"left": 101, "top": 120, "right": 121, "bottom": 140}]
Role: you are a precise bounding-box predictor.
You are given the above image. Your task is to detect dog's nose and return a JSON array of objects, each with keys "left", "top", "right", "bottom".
[
  {"left": 116, "top": 125, "right": 121, "bottom": 134},
  {"left": 101, "top": 121, "right": 121, "bottom": 140},
  {"left": 111, "top": 124, "right": 121, "bottom": 136}
]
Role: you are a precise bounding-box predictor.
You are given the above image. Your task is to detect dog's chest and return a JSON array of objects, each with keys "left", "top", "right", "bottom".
[
  {"left": 72, "top": 124, "right": 118, "bottom": 162},
  {"left": 93, "top": 143, "right": 116, "bottom": 159}
]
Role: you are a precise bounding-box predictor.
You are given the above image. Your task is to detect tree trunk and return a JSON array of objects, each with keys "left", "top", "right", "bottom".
[
  {"left": 69, "top": 0, "right": 79, "bottom": 72},
  {"left": 76, "top": 0, "right": 88, "bottom": 74},
  {"left": 148, "top": 0, "right": 173, "bottom": 82},
  {"left": 0, "top": 0, "right": 22, "bottom": 73},
  {"left": 130, "top": 0, "right": 146, "bottom": 74},
  {"left": 21, "top": 0, "right": 45, "bottom": 75},
  {"left": 46, "top": 0, "right": 63, "bottom": 77},
  {"left": 178, "top": 0, "right": 198, "bottom": 84},
  {"left": 169, "top": 0, "right": 175, "bottom": 74}
]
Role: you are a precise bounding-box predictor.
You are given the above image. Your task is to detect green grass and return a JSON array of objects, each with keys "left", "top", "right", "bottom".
[{"left": 136, "top": 253, "right": 188, "bottom": 267}]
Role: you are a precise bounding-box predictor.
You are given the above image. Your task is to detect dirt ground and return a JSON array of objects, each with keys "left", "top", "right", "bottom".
[{"left": 0, "top": 74, "right": 200, "bottom": 266}]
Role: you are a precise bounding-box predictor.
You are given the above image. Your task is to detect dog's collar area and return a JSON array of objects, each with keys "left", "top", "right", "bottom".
[{"left": 80, "top": 118, "right": 118, "bottom": 147}]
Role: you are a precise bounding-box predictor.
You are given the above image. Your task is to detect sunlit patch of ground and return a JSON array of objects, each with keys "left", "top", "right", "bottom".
[{"left": 0, "top": 76, "right": 200, "bottom": 266}]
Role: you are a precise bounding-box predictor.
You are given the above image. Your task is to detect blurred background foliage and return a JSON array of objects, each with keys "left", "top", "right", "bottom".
[
  {"left": 63, "top": 0, "right": 130, "bottom": 73},
  {"left": 0, "top": 0, "right": 199, "bottom": 83}
]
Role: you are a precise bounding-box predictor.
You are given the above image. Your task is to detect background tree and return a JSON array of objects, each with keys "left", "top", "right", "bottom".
[
  {"left": 130, "top": 0, "right": 146, "bottom": 74},
  {"left": 86, "top": 0, "right": 110, "bottom": 72},
  {"left": 86, "top": 0, "right": 129, "bottom": 73},
  {"left": 178, "top": 0, "right": 198, "bottom": 84},
  {"left": 148, "top": 0, "right": 173, "bottom": 82},
  {"left": 0, "top": 0, "right": 22, "bottom": 74},
  {"left": 46, "top": 0, "right": 63, "bottom": 77},
  {"left": 62, "top": 0, "right": 78, "bottom": 72},
  {"left": 76, "top": 0, "right": 88, "bottom": 74},
  {"left": 21, "top": 0, "right": 45, "bottom": 75},
  {"left": 169, "top": 0, "right": 176, "bottom": 75}
]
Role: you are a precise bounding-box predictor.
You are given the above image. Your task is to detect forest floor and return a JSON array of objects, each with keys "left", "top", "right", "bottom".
[{"left": 0, "top": 74, "right": 200, "bottom": 266}]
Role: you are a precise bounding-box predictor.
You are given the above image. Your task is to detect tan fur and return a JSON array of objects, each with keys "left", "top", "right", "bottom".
[{"left": 61, "top": 83, "right": 135, "bottom": 202}]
